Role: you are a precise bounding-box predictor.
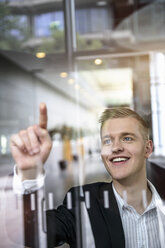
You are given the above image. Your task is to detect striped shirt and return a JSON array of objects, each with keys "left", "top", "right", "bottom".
[{"left": 112, "top": 181, "right": 162, "bottom": 248}]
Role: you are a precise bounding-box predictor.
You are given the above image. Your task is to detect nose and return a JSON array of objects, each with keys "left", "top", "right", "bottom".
[{"left": 111, "top": 140, "right": 124, "bottom": 153}]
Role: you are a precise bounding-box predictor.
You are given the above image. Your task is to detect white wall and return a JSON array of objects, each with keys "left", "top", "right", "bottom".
[{"left": 0, "top": 55, "right": 98, "bottom": 155}]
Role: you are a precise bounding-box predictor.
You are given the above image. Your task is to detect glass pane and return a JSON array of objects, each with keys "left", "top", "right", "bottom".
[
  {"left": 75, "top": 6, "right": 113, "bottom": 51},
  {"left": 0, "top": 0, "right": 165, "bottom": 248},
  {"left": 0, "top": 0, "right": 64, "bottom": 54}
]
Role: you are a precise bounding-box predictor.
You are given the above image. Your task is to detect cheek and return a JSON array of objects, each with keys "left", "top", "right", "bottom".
[
  {"left": 129, "top": 145, "right": 145, "bottom": 158},
  {"left": 101, "top": 146, "right": 111, "bottom": 157}
]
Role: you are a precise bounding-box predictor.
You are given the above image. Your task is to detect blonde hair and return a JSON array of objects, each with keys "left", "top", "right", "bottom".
[{"left": 99, "top": 107, "right": 149, "bottom": 140}]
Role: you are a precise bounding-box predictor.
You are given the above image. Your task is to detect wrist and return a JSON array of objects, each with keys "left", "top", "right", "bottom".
[{"left": 16, "top": 166, "right": 44, "bottom": 181}]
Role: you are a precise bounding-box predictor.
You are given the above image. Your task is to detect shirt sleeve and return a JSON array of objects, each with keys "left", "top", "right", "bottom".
[{"left": 12, "top": 165, "right": 45, "bottom": 194}]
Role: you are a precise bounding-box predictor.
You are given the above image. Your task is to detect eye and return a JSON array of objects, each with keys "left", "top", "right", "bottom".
[
  {"left": 103, "top": 139, "right": 111, "bottom": 145},
  {"left": 123, "top": 137, "right": 133, "bottom": 142}
]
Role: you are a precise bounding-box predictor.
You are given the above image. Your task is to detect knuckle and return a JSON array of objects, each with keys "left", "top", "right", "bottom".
[
  {"left": 34, "top": 124, "right": 38, "bottom": 130},
  {"left": 27, "top": 126, "right": 34, "bottom": 132},
  {"left": 10, "top": 134, "right": 16, "bottom": 141},
  {"left": 19, "top": 143, "right": 25, "bottom": 150},
  {"left": 10, "top": 134, "right": 25, "bottom": 149},
  {"left": 19, "top": 130, "right": 26, "bottom": 136},
  {"left": 10, "top": 134, "right": 19, "bottom": 144},
  {"left": 42, "top": 129, "right": 47, "bottom": 136}
]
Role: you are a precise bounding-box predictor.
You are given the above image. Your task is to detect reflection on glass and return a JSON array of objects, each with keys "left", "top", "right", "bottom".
[
  {"left": 0, "top": 2, "right": 29, "bottom": 51},
  {"left": 0, "top": 0, "right": 165, "bottom": 247},
  {"left": 0, "top": 1, "right": 65, "bottom": 54},
  {"left": 75, "top": 6, "right": 112, "bottom": 51},
  {"left": 34, "top": 12, "right": 64, "bottom": 37},
  {"left": 0, "top": 135, "right": 7, "bottom": 154}
]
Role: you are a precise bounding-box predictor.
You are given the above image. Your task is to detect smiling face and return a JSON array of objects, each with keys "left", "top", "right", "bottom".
[{"left": 101, "top": 117, "right": 153, "bottom": 185}]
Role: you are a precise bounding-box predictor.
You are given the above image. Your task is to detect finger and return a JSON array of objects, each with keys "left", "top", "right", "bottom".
[
  {"left": 10, "top": 134, "right": 26, "bottom": 152},
  {"left": 39, "top": 102, "right": 47, "bottom": 130},
  {"left": 27, "top": 126, "right": 40, "bottom": 154},
  {"left": 34, "top": 125, "right": 50, "bottom": 143},
  {"left": 34, "top": 125, "right": 52, "bottom": 163},
  {"left": 19, "top": 130, "right": 33, "bottom": 155}
]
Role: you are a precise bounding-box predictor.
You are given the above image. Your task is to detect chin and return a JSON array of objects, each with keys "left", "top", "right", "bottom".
[
  {"left": 106, "top": 168, "right": 130, "bottom": 182},
  {"left": 111, "top": 174, "right": 128, "bottom": 181}
]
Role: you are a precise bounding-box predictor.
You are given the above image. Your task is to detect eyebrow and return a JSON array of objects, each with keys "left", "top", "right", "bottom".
[
  {"left": 121, "top": 132, "right": 137, "bottom": 138},
  {"left": 101, "top": 135, "right": 111, "bottom": 140},
  {"left": 101, "top": 132, "right": 137, "bottom": 140}
]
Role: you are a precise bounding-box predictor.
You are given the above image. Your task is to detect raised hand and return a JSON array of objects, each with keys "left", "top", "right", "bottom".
[{"left": 10, "top": 103, "right": 52, "bottom": 180}]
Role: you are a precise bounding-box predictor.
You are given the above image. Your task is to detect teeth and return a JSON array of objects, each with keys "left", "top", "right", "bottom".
[{"left": 112, "top": 157, "right": 128, "bottom": 162}]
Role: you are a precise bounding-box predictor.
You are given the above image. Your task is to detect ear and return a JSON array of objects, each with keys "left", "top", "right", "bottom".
[{"left": 145, "top": 140, "right": 153, "bottom": 158}]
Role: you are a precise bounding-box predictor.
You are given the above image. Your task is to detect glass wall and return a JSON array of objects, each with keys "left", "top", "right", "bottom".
[
  {"left": 0, "top": 0, "right": 165, "bottom": 247},
  {"left": 0, "top": 0, "right": 65, "bottom": 53}
]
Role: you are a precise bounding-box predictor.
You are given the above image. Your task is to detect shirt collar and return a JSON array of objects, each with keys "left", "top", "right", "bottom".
[
  {"left": 112, "top": 180, "right": 162, "bottom": 216},
  {"left": 146, "top": 180, "right": 162, "bottom": 211},
  {"left": 112, "top": 183, "right": 125, "bottom": 216}
]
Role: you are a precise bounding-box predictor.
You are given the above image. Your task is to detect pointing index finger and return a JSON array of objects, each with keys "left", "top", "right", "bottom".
[{"left": 39, "top": 103, "right": 48, "bottom": 129}]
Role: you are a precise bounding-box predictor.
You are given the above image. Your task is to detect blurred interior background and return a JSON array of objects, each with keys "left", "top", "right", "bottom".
[{"left": 0, "top": 0, "right": 165, "bottom": 247}]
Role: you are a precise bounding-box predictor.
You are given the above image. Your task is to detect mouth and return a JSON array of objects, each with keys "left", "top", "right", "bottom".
[{"left": 110, "top": 156, "right": 130, "bottom": 164}]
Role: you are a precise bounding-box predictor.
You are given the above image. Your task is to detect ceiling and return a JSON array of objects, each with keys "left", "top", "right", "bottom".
[
  {"left": 3, "top": 0, "right": 164, "bottom": 109},
  {"left": 79, "top": 68, "right": 133, "bottom": 106},
  {"left": 9, "top": 0, "right": 152, "bottom": 25}
]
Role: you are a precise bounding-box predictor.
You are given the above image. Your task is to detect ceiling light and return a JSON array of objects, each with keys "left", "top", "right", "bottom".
[
  {"left": 75, "top": 84, "right": 80, "bottom": 90},
  {"left": 96, "top": 1, "right": 107, "bottom": 7},
  {"left": 94, "top": 59, "right": 103, "bottom": 65},
  {"left": 60, "top": 72, "right": 68, "bottom": 78},
  {"left": 68, "top": 78, "right": 75, "bottom": 84},
  {"left": 36, "top": 52, "right": 46, "bottom": 59}
]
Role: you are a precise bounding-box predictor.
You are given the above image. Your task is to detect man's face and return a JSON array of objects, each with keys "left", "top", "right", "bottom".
[{"left": 101, "top": 117, "right": 153, "bottom": 183}]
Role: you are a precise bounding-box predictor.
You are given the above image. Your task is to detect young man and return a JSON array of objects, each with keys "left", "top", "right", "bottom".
[{"left": 10, "top": 103, "right": 162, "bottom": 248}]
